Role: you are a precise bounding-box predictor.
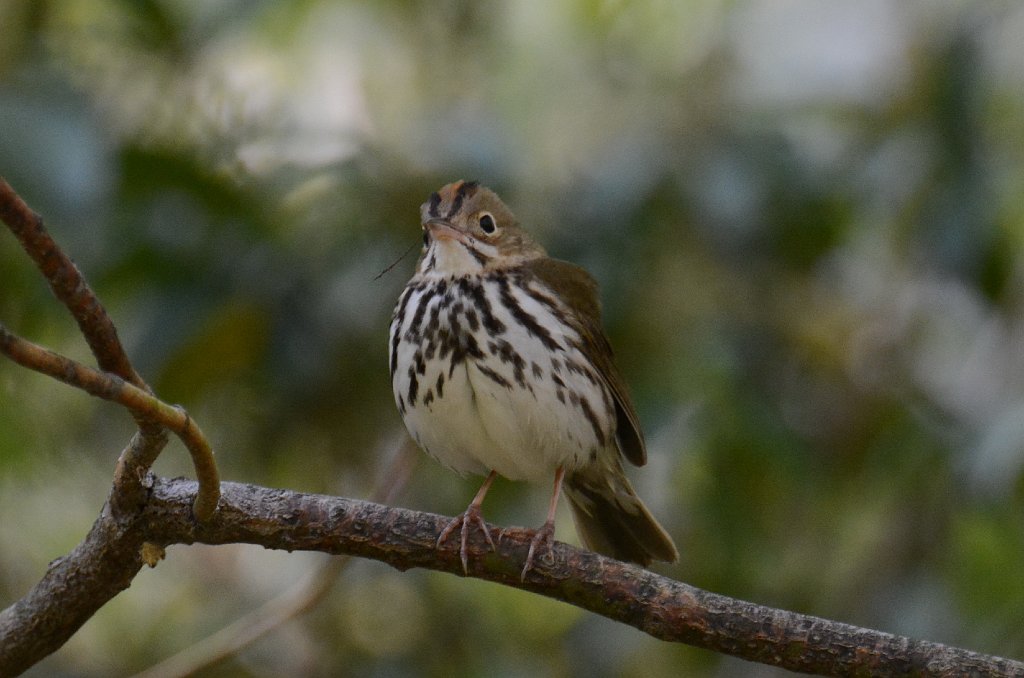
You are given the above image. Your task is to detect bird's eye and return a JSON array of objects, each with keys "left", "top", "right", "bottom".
[
  {"left": 479, "top": 212, "right": 497, "bottom": 234},
  {"left": 422, "top": 231, "right": 430, "bottom": 247}
]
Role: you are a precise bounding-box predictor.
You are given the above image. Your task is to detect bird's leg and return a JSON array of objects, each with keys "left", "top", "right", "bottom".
[
  {"left": 522, "top": 466, "right": 565, "bottom": 580},
  {"left": 437, "top": 470, "right": 498, "bottom": 573}
]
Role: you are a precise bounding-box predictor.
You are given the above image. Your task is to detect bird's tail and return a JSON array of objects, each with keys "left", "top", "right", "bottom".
[{"left": 564, "top": 463, "right": 678, "bottom": 566}]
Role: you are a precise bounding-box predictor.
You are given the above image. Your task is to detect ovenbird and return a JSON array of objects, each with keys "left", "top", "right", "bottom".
[{"left": 389, "top": 180, "right": 678, "bottom": 577}]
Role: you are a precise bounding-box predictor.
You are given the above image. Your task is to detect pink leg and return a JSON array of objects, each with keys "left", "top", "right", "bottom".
[
  {"left": 522, "top": 466, "right": 565, "bottom": 580},
  {"left": 437, "top": 470, "right": 498, "bottom": 573}
]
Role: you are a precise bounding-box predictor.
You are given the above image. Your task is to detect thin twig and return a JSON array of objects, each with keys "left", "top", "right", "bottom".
[
  {"left": 0, "top": 178, "right": 146, "bottom": 388},
  {"left": 133, "top": 437, "right": 418, "bottom": 678},
  {"left": 0, "top": 324, "right": 220, "bottom": 520},
  {"left": 0, "top": 177, "right": 213, "bottom": 513},
  {"left": 131, "top": 557, "right": 344, "bottom": 678}
]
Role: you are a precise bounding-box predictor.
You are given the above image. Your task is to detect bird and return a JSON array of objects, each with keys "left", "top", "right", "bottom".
[{"left": 389, "top": 180, "right": 677, "bottom": 578}]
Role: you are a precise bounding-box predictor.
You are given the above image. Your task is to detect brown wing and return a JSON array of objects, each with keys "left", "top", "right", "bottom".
[{"left": 522, "top": 257, "right": 647, "bottom": 466}]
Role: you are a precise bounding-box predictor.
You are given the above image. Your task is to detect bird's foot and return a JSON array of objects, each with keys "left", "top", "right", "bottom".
[
  {"left": 521, "top": 519, "right": 556, "bottom": 580},
  {"left": 437, "top": 503, "right": 496, "bottom": 573}
]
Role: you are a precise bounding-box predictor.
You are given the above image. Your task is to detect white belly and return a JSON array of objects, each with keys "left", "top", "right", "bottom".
[{"left": 390, "top": 272, "right": 613, "bottom": 482}]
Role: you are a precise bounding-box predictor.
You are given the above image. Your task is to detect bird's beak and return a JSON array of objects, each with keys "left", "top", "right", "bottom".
[{"left": 423, "top": 219, "right": 467, "bottom": 244}]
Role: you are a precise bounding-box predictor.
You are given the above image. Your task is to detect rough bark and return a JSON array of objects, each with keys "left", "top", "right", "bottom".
[{"left": 5, "top": 478, "right": 1021, "bottom": 677}]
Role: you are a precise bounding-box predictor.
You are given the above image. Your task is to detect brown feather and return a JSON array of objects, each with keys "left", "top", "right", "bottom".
[
  {"left": 564, "top": 459, "right": 679, "bottom": 564},
  {"left": 521, "top": 257, "right": 647, "bottom": 466}
]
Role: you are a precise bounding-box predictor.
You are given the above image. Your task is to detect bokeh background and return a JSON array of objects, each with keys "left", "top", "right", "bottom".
[{"left": 3, "top": 1, "right": 1024, "bottom": 676}]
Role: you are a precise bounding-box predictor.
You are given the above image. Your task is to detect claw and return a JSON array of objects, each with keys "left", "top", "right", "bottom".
[
  {"left": 437, "top": 503, "right": 496, "bottom": 573},
  {"left": 521, "top": 466, "right": 565, "bottom": 580},
  {"left": 436, "top": 470, "right": 498, "bottom": 573},
  {"left": 521, "top": 519, "right": 555, "bottom": 580}
]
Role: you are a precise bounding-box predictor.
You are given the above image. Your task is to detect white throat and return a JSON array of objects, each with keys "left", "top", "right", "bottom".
[{"left": 421, "top": 239, "right": 492, "bottom": 277}]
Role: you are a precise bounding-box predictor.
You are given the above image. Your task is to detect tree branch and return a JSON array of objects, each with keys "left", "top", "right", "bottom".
[
  {"left": 0, "top": 177, "right": 220, "bottom": 518},
  {"left": 0, "top": 325, "right": 220, "bottom": 519},
  {"left": 142, "top": 481, "right": 1024, "bottom": 677},
  {"left": 5, "top": 477, "right": 1019, "bottom": 676},
  {"left": 0, "top": 178, "right": 145, "bottom": 388}
]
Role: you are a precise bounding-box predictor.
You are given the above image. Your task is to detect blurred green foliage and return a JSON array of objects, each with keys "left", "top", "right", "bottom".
[{"left": 3, "top": 1, "right": 1024, "bottom": 676}]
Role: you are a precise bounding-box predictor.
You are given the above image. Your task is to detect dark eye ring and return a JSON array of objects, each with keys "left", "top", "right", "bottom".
[{"left": 479, "top": 212, "right": 496, "bottom": 234}]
